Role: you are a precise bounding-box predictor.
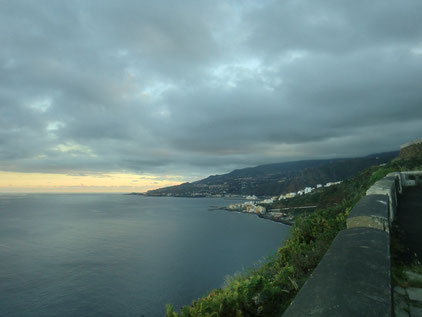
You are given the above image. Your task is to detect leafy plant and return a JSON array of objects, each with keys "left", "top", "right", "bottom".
[{"left": 166, "top": 156, "right": 421, "bottom": 317}]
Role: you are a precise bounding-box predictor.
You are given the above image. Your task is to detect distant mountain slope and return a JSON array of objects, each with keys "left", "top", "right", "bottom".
[{"left": 146, "top": 151, "right": 398, "bottom": 197}]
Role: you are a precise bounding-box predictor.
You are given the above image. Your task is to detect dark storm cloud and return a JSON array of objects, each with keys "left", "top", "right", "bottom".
[{"left": 1, "top": 0, "right": 421, "bottom": 178}]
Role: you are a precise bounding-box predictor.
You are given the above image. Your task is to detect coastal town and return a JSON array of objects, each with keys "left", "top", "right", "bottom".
[
  {"left": 135, "top": 179, "right": 344, "bottom": 225},
  {"left": 221, "top": 180, "right": 343, "bottom": 225}
]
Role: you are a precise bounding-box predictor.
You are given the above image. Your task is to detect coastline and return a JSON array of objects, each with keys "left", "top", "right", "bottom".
[
  {"left": 131, "top": 194, "right": 299, "bottom": 226},
  {"left": 213, "top": 206, "right": 294, "bottom": 226}
]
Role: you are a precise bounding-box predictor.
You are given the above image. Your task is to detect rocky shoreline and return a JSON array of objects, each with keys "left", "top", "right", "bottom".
[{"left": 213, "top": 206, "right": 295, "bottom": 226}]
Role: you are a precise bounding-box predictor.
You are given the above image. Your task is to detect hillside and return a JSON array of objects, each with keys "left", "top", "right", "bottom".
[
  {"left": 166, "top": 144, "right": 422, "bottom": 317},
  {"left": 147, "top": 151, "right": 398, "bottom": 197},
  {"left": 396, "top": 138, "right": 422, "bottom": 161}
]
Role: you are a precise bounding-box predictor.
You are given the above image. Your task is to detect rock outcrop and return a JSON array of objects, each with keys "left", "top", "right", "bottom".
[{"left": 396, "top": 138, "right": 422, "bottom": 161}]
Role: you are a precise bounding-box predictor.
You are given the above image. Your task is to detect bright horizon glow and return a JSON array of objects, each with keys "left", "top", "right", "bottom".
[{"left": 0, "top": 171, "right": 184, "bottom": 193}]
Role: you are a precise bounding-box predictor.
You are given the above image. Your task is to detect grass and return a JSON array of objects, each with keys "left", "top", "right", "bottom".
[
  {"left": 166, "top": 156, "right": 422, "bottom": 317},
  {"left": 391, "top": 222, "right": 422, "bottom": 289}
]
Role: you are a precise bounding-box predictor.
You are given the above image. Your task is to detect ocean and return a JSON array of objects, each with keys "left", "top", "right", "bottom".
[{"left": 0, "top": 194, "right": 290, "bottom": 316}]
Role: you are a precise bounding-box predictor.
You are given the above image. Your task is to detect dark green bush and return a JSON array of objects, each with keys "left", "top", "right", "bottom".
[
  {"left": 166, "top": 203, "right": 348, "bottom": 317},
  {"left": 166, "top": 158, "right": 420, "bottom": 317}
]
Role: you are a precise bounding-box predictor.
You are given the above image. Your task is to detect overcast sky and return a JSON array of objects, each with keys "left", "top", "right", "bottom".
[{"left": 1, "top": 0, "right": 422, "bottom": 191}]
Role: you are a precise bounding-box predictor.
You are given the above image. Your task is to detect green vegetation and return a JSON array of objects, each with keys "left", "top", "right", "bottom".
[
  {"left": 391, "top": 222, "right": 422, "bottom": 289},
  {"left": 272, "top": 191, "right": 321, "bottom": 209},
  {"left": 166, "top": 155, "right": 422, "bottom": 317},
  {"left": 166, "top": 206, "right": 347, "bottom": 317},
  {"left": 148, "top": 153, "right": 396, "bottom": 197}
]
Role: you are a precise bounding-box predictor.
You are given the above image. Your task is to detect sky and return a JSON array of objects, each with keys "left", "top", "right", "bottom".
[{"left": 1, "top": 0, "right": 422, "bottom": 193}]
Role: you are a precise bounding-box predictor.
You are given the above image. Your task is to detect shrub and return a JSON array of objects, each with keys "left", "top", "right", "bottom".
[
  {"left": 369, "top": 166, "right": 396, "bottom": 185},
  {"left": 166, "top": 161, "right": 406, "bottom": 316}
]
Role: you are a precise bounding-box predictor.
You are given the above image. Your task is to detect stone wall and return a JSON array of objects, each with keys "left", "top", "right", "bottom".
[
  {"left": 400, "top": 171, "right": 422, "bottom": 187},
  {"left": 282, "top": 171, "right": 422, "bottom": 317}
]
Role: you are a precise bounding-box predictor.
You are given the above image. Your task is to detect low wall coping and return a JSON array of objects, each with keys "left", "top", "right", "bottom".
[
  {"left": 347, "top": 194, "right": 389, "bottom": 232},
  {"left": 282, "top": 227, "right": 391, "bottom": 317},
  {"left": 366, "top": 178, "right": 397, "bottom": 221},
  {"left": 387, "top": 172, "right": 403, "bottom": 194},
  {"left": 401, "top": 171, "right": 422, "bottom": 187}
]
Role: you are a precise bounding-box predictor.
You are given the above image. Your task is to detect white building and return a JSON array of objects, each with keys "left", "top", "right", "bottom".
[
  {"left": 246, "top": 204, "right": 255, "bottom": 213},
  {"left": 261, "top": 198, "right": 274, "bottom": 204},
  {"left": 246, "top": 204, "right": 266, "bottom": 214},
  {"left": 286, "top": 192, "right": 297, "bottom": 198},
  {"left": 255, "top": 205, "right": 267, "bottom": 214},
  {"left": 324, "top": 181, "right": 343, "bottom": 187},
  {"left": 227, "top": 204, "right": 242, "bottom": 210},
  {"left": 304, "top": 187, "right": 312, "bottom": 194}
]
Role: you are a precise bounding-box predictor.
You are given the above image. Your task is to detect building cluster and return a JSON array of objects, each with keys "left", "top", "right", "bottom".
[
  {"left": 224, "top": 179, "right": 343, "bottom": 225},
  {"left": 226, "top": 201, "right": 267, "bottom": 215},
  {"left": 226, "top": 180, "right": 343, "bottom": 213},
  {"left": 278, "top": 181, "right": 342, "bottom": 200}
]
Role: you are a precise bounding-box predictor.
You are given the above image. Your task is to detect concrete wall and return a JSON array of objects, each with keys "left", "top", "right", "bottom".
[
  {"left": 366, "top": 177, "right": 397, "bottom": 221},
  {"left": 400, "top": 171, "right": 422, "bottom": 187},
  {"left": 347, "top": 194, "right": 390, "bottom": 232},
  {"left": 387, "top": 172, "right": 403, "bottom": 194},
  {"left": 282, "top": 171, "right": 421, "bottom": 317},
  {"left": 282, "top": 228, "right": 391, "bottom": 317}
]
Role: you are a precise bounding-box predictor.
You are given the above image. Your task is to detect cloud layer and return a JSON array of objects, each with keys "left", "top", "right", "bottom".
[{"left": 1, "top": 0, "right": 422, "bottom": 179}]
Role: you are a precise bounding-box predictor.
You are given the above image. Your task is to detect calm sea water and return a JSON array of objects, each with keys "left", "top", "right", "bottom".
[{"left": 0, "top": 194, "right": 290, "bottom": 317}]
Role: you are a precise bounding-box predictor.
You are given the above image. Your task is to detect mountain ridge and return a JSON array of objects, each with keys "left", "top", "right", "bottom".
[{"left": 146, "top": 151, "right": 398, "bottom": 197}]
